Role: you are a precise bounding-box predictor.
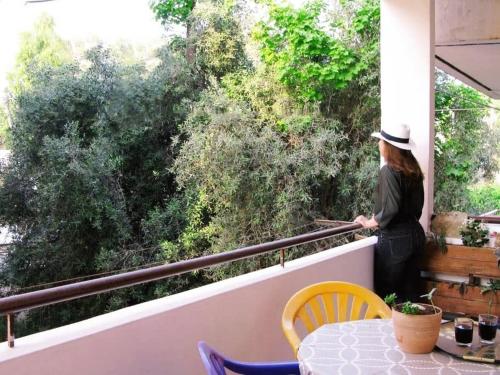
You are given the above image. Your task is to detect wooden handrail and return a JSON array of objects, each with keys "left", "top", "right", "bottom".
[{"left": 468, "top": 215, "right": 500, "bottom": 224}]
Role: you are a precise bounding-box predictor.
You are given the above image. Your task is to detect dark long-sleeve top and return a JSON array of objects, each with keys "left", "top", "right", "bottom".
[{"left": 374, "top": 165, "right": 424, "bottom": 230}]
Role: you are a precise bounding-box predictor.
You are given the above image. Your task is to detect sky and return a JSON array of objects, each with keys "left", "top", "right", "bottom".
[
  {"left": 0, "top": 0, "right": 169, "bottom": 96},
  {"left": 0, "top": 0, "right": 314, "bottom": 98}
]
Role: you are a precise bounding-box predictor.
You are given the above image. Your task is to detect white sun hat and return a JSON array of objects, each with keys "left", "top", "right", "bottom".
[{"left": 371, "top": 123, "right": 414, "bottom": 150}]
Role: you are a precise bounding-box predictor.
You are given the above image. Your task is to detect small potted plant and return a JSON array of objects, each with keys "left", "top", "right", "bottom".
[{"left": 384, "top": 289, "right": 443, "bottom": 354}]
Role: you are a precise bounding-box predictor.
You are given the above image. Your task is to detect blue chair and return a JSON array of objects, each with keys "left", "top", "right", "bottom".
[{"left": 198, "top": 341, "right": 300, "bottom": 375}]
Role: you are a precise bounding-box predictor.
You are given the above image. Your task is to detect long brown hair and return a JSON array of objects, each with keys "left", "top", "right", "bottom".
[{"left": 382, "top": 140, "right": 423, "bottom": 181}]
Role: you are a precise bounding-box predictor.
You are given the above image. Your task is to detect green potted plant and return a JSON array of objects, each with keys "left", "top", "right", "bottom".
[
  {"left": 460, "top": 219, "right": 489, "bottom": 247},
  {"left": 384, "top": 289, "right": 443, "bottom": 354}
]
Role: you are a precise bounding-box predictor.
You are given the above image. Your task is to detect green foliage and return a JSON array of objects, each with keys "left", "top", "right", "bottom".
[
  {"left": 190, "top": 2, "right": 250, "bottom": 80},
  {"left": 221, "top": 68, "right": 296, "bottom": 125},
  {"left": 0, "top": 106, "right": 9, "bottom": 148},
  {"left": 175, "top": 190, "right": 218, "bottom": 259},
  {"left": 429, "top": 231, "right": 448, "bottom": 254},
  {"left": 481, "top": 279, "right": 500, "bottom": 314},
  {"left": 142, "top": 197, "right": 187, "bottom": 247},
  {"left": 466, "top": 184, "right": 500, "bottom": 214},
  {"left": 401, "top": 301, "right": 421, "bottom": 315},
  {"left": 150, "top": 0, "right": 196, "bottom": 25},
  {"left": 253, "top": 0, "right": 378, "bottom": 102},
  {"left": 248, "top": 0, "right": 382, "bottom": 221},
  {"left": 8, "top": 14, "right": 72, "bottom": 94},
  {"left": 384, "top": 293, "right": 397, "bottom": 307},
  {"left": 459, "top": 219, "right": 489, "bottom": 247},
  {"left": 224, "top": 0, "right": 382, "bottom": 221},
  {"left": 434, "top": 71, "right": 499, "bottom": 213},
  {"left": 0, "top": 46, "right": 198, "bottom": 336},
  {"left": 153, "top": 0, "right": 248, "bottom": 84},
  {"left": 151, "top": 0, "right": 237, "bottom": 27},
  {"left": 173, "top": 89, "right": 347, "bottom": 276}
]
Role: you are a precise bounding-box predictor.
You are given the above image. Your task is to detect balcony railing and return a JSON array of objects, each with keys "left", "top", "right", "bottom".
[
  {"left": 0, "top": 233, "right": 376, "bottom": 374},
  {"left": 0, "top": 222, "right": 362, "bottom": 347}
]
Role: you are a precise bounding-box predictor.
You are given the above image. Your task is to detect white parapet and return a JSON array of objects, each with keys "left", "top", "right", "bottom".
[{"left": 0, "top": 237, "right": 377, "bottom": 375}]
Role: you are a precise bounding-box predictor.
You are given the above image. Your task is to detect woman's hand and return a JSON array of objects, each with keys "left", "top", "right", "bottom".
[
  {"left": 354, "top": 215, "right": 369, "bottom": 227},
  {"left": 354, "top": 215, "right": 378, "bottom": 229}
]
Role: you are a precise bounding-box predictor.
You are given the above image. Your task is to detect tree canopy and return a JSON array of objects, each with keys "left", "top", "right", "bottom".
[
  {"left": 253, "top": 0, "right": 375, "bottom": 102},
  {"left": 151, "top": 0, "right": 196, "bottom": 25},
  {"left": 8, "top": 13, "right": 72, "bottom": 94},
  {"left": 0, "top": 46, "right": 199, "bottom": 336},
  {"left": 434, "top": 71, "right": 499, "bottom": 213}
]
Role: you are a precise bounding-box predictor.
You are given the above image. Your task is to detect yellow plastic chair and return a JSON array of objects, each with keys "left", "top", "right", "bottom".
[{"left": 282, "top": 281, "right": 392, "bottom": 356}]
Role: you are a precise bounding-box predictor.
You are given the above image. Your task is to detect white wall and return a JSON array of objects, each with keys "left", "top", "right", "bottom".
[
  {"left": 381, "top": 0, "right": 435, "bottom": 231},
  {"left": 435, "top": 0, "right": 500, "bottom": 44},
  {"left": 0, "top": 237, "right": 376, "bottom": 375}
]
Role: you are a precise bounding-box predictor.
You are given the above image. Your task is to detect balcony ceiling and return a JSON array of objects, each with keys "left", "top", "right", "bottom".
[{"left": 435, "top": 0, "right": 500, "bottom": 99}]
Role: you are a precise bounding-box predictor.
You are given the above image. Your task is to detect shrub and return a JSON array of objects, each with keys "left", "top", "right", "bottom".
[{"left": 467, "top": 184, "right": 500, "bottom": 214}]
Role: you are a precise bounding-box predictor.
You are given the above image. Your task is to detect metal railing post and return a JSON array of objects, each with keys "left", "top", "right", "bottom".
[{"left": 7, "top": 313, "right": 14, "bottom": 348}]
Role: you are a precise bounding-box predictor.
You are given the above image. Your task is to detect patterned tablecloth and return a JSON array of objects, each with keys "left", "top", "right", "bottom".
[{"left": 297, "top": 319, "right": 499, "bottom": 374}]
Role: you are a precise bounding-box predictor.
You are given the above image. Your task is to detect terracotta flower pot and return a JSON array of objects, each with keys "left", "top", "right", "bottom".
[{"left": 392, "top": 303, "right": 442, "bottom": 354}]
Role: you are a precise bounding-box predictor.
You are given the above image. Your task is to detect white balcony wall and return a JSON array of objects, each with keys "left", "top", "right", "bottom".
[{"left": 0, "top": 237, "right": 376, "bottom": 375}]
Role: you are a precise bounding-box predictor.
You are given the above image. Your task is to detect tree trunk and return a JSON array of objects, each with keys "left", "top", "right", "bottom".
[{"left": 186, "top": 0, "right": 196, "bottom": 65}]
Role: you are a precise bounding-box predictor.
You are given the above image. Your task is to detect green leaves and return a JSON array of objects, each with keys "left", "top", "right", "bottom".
[
  {"left": 481, "top": 279, "right": 500, "bottom": 314},
  {"left": 0, "top": 106, "right": 9, "bottom": 148},
  {"left": 481, "top": 279, "right": 500, "bottom": 295},
  {"left": 150, "top": 0, "right": 196, "bottom": 25},
  {"left": 401, "top": 301, "right": 421, "bottom": 315},
  {"left": 384, "top": 293, "right": 397, "bottom": 307},
  {"left": 253, "top": 0, "right": 373, "bottom": 102},
  {"left": 467, "top": 184, "right": 500, "bottom": 213},
  {"left": 8, "top": 14, "right": 72, "bottom": 95},
  {"left": 174, "top": 89, "right": 347, "bottom": 265},
  {"left": 434, "top": 71, "right": 499, "bottom": 213},
  {"left": 189, "top": 2, "right": 249, "bottom": 80},
  {"left": 0, "top": 46, "right": 198, "bottom": 336},
  {"left": 459, "top": 219, "right": 489, "bottom": 247}
]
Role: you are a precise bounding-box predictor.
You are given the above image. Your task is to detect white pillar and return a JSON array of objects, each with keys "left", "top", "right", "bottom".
[{"left": 381, "top": 0, "right": 435, "bottom": 231}]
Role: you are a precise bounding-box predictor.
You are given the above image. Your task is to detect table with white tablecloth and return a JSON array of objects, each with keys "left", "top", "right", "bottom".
[{"left": 297, "top": 319, "right": 498, "bottom": 374}]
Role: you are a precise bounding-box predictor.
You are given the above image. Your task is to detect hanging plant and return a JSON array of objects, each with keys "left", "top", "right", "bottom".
[{"left": 481, "top": 279, "right": 500, "bottom": 315}]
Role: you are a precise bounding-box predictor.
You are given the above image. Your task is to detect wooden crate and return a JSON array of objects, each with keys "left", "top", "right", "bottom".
[
  {"left": 420, "top": 243, "right": 500, "bottom": 316},
  {"left": 423, "top": 280, "right": 499, "bottom": 317},
  {"left": 421, "top": 243, "right": 500, "bottom": 278}
]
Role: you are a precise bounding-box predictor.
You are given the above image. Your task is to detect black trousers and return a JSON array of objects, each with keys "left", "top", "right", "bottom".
[{"left": 374, "top": 221, "right": 425, "bottom": 302}]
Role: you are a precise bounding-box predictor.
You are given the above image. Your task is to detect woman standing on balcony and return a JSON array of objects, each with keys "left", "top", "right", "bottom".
[{"left": 354, "top": 123, "right": 425, "bottom": 302}]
